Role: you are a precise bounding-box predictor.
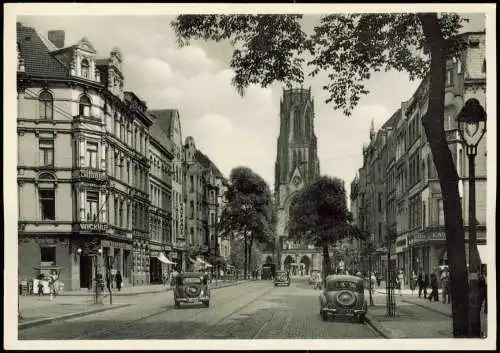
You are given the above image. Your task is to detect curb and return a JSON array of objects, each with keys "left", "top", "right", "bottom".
[
  {"left": 364, "top": 314, "right": 392, "bottom": 338},
  {"left": 18, "top": 303, "right": 131, "bottom": 330},
  {"left": 401, "top": 298, "right": 452, "bottom": 318}
]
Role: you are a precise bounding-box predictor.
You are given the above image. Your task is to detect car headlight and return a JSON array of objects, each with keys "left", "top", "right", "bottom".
[{"left": 200, "top": 289, "right": 205, "bottom": 296}]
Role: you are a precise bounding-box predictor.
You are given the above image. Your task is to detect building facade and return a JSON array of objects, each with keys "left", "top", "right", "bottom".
[
  {"left": 263, "top": 87, "right": 323, "bottom": 275},
  {"left": 17, "top": 23, "right": 156, "bottom": 289},
  {"left": 351, "top": 31, "right": 488, "bottom": 280},
  {"left": 148, "top": 109, "right": 187, "bottom": 271},
  {"left": 147, "top": 118, "right": 174, "bottom": 284}
]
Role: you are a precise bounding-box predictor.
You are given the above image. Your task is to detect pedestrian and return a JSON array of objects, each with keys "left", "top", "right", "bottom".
[
  {"left": 428, "top": 272, "right": 439, "bottom": 302},
  {"left": 376, "top": 272, "right": 382, "bottom": 287},
  {"left": 410, "top": 271, "right": 418, "bottom": 295},
  {"left": 115, "top": 271, "right": 122, "bottom": 292},
  {"left": 370, "top": 272, "right": 376, "bottom": 293},
  {"left": 397, "top": 269, "right": 405, "bottom": 295},
  {"left": 441, "top": 267, "right": 451, "bottom": 304}
]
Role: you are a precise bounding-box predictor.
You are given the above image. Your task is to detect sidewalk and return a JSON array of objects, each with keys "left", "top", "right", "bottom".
[
  {"left": 365, "top": 290, "right": 488, "bottom": 338},
  {"left": 18, "top": 279, "right": 248, "bottom": 329}
]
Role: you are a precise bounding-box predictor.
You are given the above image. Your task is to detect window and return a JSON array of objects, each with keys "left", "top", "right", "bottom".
[
  {"left": 79, "top": 95, "right": 91, "bottom": 117},
  {"left": 39, "top": 91, "right": 53, "bottom": 120},
  {"left": 190, "top": 201, "right": 194, "bottom": 219},
  {"left": 437, "top": 199, "right": 445, "bottom": 225},
  {"left": 446, "top": 70, "right": 453, "bottom": 86},
  {"left": 422, "top": 202, "right": 427, "bottom": 227},
  {"left": 40, "top": 246, "right": 56, "bottom": 264},
  {"left": 86, "top": 191, "right": 99, "bottom": 221},
  {"left": 39, "top": 140, "right": 54, "bottom": 166},
  {"left": 39, "top": 189, "right": 55, "bottom": 220},
  {"left": 86, "top": 142, "right": 98, "bottom": 169},
  {"left": 482, "top": 59, "right": 486, "bottom": 73},
  {"left": 81, "top": 58, "right": 90, "bottom": 79},
  {"left": 378, "top": 193, "right": 383, "bottom": 212},
  {"left": 190, "top": 175, "right": 194, "bottom": 192}
]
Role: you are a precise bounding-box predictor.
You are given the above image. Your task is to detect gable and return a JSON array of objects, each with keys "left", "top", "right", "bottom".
[{"left": 76, "top": 37, "right": 97, "bottom": 54}]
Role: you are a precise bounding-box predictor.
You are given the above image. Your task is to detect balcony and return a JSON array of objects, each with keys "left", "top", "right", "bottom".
[
  {"left": 73, "top": 221, "right": 107, "bottom": 233},
  {"left": 74, "top": 168, "right": 108, "bottom": 183}
]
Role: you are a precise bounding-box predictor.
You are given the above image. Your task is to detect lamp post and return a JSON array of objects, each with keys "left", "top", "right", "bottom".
[{"left": 456, "top": 98, "right": 487, "bottom": 338}]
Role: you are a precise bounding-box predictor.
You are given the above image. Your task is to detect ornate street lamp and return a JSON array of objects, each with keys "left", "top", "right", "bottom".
[{"left": 456, "top": 98, "right": 487, "bottom": 338}]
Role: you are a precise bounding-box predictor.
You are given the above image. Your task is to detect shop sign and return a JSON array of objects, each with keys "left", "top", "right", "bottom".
[{"left": 78, "top": 222, "right": 106, "bottom": 232}]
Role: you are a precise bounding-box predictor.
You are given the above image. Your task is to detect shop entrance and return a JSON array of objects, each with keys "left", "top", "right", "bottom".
[
  {"left": 80, "top": 254, "right": 92, "bottom": 289},
  {"left": 149, "top": 257, "right": 162, "bottom": 284}
]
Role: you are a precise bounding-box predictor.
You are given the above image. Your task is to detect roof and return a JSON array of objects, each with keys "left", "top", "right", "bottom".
[
  {"left": 17, "top": 22, "right": 69, "bottom": 78},
  {"left": 178, "top": 272, "right": 207, "bottom": 278},
  {"left": 195, "top": 150, "right": 224, "bottom": 178},
  {"left": 325, "top": 274, "right": 363, "bottom": 282},
  {"left": 149, "top": 121, "right": 174, "bottom": 155},
  {"left": 148, "top": 109, "right": 179, "bottom": 136}
]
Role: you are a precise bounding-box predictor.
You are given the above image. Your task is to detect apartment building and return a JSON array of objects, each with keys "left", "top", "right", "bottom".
[
  {"left": 17, "top": 23, "right": 156, "bottom": 289},
  {"left": 351, "top": 31, "right": 487, "bottom": 279}
]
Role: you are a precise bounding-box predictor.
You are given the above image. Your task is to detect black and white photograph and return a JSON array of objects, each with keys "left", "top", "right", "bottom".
[{"left": 4, "top": 3, "right": 496, "bottom": 350}]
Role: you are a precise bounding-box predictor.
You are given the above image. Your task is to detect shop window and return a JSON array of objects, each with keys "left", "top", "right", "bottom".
[
  {"left": 39, "top": 91, "right": 53, "bottom": 120},
  {"left": 39, "top": 189, "right": 55, "bottom": 220},
  {"left": 40, "top": 246, "right": 56, "bottom": 264}
]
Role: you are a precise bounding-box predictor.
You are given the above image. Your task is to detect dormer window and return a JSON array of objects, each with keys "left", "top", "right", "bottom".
[
  {"left": 79, "top": 95, "right": 91, "bottom": 117},
  {"left": 81, "top": 58, "right": 90, "bottom": 79}
]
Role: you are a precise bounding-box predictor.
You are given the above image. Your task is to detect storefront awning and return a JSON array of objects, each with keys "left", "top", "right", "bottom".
[
  {"left": 157, "top": 253, "right": 176, "bottom": 265},
  {"left": 477, "top": 244, "right": 488, "bottom": 264}
]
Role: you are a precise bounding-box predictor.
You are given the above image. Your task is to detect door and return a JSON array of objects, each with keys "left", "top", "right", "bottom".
[{"left": 80, "top": 255, "right": 92, "bottom": 289}]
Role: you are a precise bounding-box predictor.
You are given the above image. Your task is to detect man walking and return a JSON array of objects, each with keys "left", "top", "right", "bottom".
[
  {"left": 418, "top": 270, "right": 428, "bottom": 298},
  {"left": 441, "top": 267, "right": 451, "bottom": 304},
  {"left": 115, "top": 271, "right": 122, "bottom": 292}
]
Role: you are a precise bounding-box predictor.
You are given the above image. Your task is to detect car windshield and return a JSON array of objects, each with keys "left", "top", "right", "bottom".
[
  {"left": 326, "top": 281, "right": 359, "bottom": 291},
  {"left": 180, "top": 277, "right": 202, "bottom": 284}
]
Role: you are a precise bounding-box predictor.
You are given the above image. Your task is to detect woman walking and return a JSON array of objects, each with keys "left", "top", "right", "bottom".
[
  {"left": 115, "top": 271, "right": 122, "bottom": 292},
  {"left": 428, "top": 272, "right": 439, "bottom": 302}
]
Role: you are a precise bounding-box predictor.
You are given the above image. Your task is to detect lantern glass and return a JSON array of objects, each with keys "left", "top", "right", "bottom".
[{"left": 458, "top": 120, "right": 486, "bottom": 147}]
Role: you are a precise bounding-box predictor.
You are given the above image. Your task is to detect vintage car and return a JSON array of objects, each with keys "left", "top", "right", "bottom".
[
  {"left": 274, "top": 270, "right": 291, "bottom": 286},
  {"left": 318, "top": 275, "right": 367, "bottom": 322},
  {"left": 173, "top": 272, "right": 211, "bottom": 308}
]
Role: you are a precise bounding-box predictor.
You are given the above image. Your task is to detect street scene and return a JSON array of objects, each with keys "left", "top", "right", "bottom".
[
  {"left": 5, "top": 4, "right": 494, "bottom": 349},
  {"left": 19, "top": 279, "right": 455, "bottom": 340}
]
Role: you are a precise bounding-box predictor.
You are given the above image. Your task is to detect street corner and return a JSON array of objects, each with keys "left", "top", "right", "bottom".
[
  {"left": 364, "top": 313, "right": 395, "bottom": 338},
  {"left": 18, "top": 303, "right": 131, "bottom": 330}
]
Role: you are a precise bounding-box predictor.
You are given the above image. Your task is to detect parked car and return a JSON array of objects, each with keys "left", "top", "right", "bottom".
[
  {"left": 319, "top": 275, "right": 367, "bottom": 322},
  {"left": 274, "top": 270, "right": 291, "bottom": 287},
  {"left": 173, "top": 272, "right": 211, "bottom": 308}
]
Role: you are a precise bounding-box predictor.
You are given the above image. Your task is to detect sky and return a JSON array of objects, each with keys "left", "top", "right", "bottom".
[{"left": 17, "top": 12, "right": 485, "bottom": 203}]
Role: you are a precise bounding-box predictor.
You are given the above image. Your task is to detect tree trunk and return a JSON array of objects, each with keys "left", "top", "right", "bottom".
[
  {"left": 248, "top": 235, "right": 254, "bottom": 279},
  {"left": 243, "top": 232, "right": 248, "bottom": 280},
  {"left": 322, "top": 239, "right": 331, "bottom": 285},
  {"left": 418, "top": 13, "right": 470, "bottom": 337}
]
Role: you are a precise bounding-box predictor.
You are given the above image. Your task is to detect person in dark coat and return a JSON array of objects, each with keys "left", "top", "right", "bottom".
[
  {"left": 428, "top": 273, "right": 439, "bottom": 302},
  {"left": 418, "top": 270, "right": 428, "bottom": 298},
  {"left": 115, "top": 271, "right": 123, "bottom": 291}
]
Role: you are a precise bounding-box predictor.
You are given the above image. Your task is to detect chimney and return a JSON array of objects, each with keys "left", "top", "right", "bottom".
[{"left": 48, "top": 30, "right": 65, "bottom": 49}]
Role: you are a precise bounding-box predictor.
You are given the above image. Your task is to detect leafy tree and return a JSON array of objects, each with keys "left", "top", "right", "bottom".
[
  {"left": 288, "top": 176, "right": 355, "bottom": 284},
  {"left": 171, "top": 13, "right": 474, "bottom": 336},
  {"left": 218, "top": 167, "right": 275, "bottom": 279}
]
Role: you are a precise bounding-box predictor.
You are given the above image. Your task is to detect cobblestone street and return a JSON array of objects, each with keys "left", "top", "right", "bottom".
[{"left": 19, "top": 280, "right": 380, "bottom": 340}]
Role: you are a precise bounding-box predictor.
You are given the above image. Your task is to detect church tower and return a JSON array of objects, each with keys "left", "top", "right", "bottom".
[{"left": 274, "top": 87, "right": 321, "bottom": 266}]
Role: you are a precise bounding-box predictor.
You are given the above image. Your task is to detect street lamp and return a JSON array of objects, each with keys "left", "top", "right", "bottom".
[{"left": 456, "top": 98, "right": 487, "bottom": 338}]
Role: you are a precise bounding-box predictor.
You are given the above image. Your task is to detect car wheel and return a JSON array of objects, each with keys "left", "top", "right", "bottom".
[
  {"left": 204, "top": 301, "right": 210, "bottom": 308},
  {"left": 174, "top": 300, "right": 180, "bottom": 308},
  {"left": 358, "top": 314, "right": 365, "bottom": 323},
  {"left": 321, "top": 311, "right": 328, "bottom": 321}
]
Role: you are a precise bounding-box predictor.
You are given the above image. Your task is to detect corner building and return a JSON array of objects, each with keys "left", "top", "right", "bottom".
[{"left": 17, "top": 23, "right": 153, "bottom": 289}]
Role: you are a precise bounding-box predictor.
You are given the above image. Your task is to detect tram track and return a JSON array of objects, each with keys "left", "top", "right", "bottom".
[{"left": 74, "top": 282, "right": 275, "bottom": 340}]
